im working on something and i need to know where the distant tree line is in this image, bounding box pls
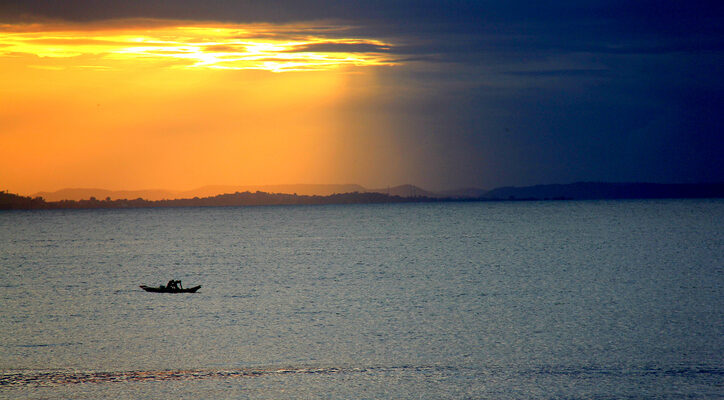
[0,190,451,210]
[3,182,722,210]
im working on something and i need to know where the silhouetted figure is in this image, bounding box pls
[167,280,177,290]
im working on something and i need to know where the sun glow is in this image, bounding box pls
[0,19,400,195]
[0,21,396,72]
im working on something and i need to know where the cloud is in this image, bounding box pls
[286,42,390,53]
[2,0,722,188]
[0,21,398,71]
[505,69,609,78]
[3,2,722,64]
[203,44,242,52]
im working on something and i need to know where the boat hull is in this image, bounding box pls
[140,285,201,293]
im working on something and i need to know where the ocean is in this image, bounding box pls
[1,200,722,398]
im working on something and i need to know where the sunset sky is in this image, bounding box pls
[1,1,722,195]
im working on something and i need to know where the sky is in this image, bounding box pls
[1,1,722,195]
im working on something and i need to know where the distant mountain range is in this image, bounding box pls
[30,182,724,202]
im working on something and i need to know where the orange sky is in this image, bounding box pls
[0,20,406,195]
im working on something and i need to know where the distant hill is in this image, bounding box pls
[485,182,724,200]
[24,182,724,204]
[2,189,441,210]
[0,191,47,209]
[174,184,368,199]
[367,184,437,198]
[34,184,368,201]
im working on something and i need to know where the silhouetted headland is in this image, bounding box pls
[2,182,722,210]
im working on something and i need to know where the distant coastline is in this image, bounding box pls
[2,182,722,210]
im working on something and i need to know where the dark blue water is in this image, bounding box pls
[1,200,722,398]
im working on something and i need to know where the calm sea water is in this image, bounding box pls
[1,200,722,399]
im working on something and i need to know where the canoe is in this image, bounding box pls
[140,285,201,293]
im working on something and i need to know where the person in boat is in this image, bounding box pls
[167,280,177,290]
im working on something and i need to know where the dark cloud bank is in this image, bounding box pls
[4,0,722,189]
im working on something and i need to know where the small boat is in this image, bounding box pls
[140,285,201,293]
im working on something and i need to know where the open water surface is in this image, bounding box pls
[1,200,722,398]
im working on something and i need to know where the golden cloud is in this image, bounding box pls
[0,20,399,72]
